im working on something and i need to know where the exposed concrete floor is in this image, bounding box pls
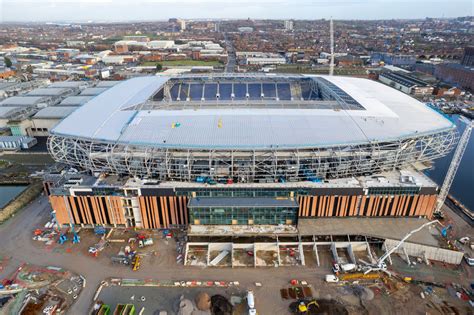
[299,217,442,247]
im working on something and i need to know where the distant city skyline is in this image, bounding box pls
[0,0,472,22]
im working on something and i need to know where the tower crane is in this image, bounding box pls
[329,18,335,76]
[434,116,473,216]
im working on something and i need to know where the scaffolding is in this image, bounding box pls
[48,127,457,183]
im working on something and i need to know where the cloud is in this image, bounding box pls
[1,0,472,21]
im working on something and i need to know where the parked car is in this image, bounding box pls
[464,253,474,266]
[325,275,340,283]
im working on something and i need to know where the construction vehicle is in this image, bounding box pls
[132,255,141,271]
[111,256,131,265]
[441,224,453,238]
[247,290,257,315]
[97,304,111,315]
[58,234,68,245]
[325,275,339,283]
[433,116,473,218]
[72,232,80,244]
[340,272,380,281]
[325,272,380,283]
[62,196,80,244]
[113,304,135,315]
[94,227,107,236]
[138,238,153,248]
[293,299,319,314]
[360,220,442,276]
[89,239,109,257]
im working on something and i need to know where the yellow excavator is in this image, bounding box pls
[296,299,319,314]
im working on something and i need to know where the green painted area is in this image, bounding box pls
[141,60,223,67]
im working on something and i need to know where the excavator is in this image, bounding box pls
[293,299,319,314]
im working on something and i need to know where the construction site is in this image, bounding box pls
[17,73,470,314]
[0,262,85,314]
[13,198,470,315]
[0,188,472,315]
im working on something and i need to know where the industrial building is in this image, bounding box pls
[237,52,286,66]
[0,80,120,137]
[435,63,474,92]
[378,71,434,96]
[371,53,416,67]
[44,74,457,231]
[0,135,37,150]
[461,46,474,67]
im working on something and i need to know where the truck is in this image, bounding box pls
[89,239,109,257]
[113,304,135,315]
[138,238,153,248]
[247,290,257,315]
[325,272,380,283]
[111,256,131,265]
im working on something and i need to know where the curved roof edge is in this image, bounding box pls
[51,76,169,140]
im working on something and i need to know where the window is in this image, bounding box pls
[189,206,298,225]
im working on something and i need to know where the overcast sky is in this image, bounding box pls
[0,0,472,22]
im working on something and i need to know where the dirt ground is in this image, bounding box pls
[1,196,473,315]
[232,248,254,267]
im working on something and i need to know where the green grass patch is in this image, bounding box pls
[141,60,223,67]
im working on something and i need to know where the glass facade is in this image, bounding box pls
[367,186,421,196]
[190,206,298,225]
[176,188,308,198]
[9,125,24,136]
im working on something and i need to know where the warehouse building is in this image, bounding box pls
[30,106,77,136]
[0,135,37,150]
[0,81,118,136]
[379,71,434,96]
[57,96,95,107]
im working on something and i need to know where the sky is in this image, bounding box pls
[0,0,472,22]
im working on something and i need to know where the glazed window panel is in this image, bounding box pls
[189,206,298,225]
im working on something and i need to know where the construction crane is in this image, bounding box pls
[362,220,441,276]
[434,117,473,215]
[329,18,335,76]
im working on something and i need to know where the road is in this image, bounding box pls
[223,33,236,73]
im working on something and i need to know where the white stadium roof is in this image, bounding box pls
[51,75,454,149]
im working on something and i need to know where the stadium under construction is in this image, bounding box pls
[44,74,458,234]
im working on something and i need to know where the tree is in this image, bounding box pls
[155,63,163,72]
[4,56,12,68]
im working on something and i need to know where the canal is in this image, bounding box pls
[0,185,28,209]
[425,115,474,212]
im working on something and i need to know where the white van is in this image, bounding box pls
[464,253,474,266]
[325,275,340,283]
